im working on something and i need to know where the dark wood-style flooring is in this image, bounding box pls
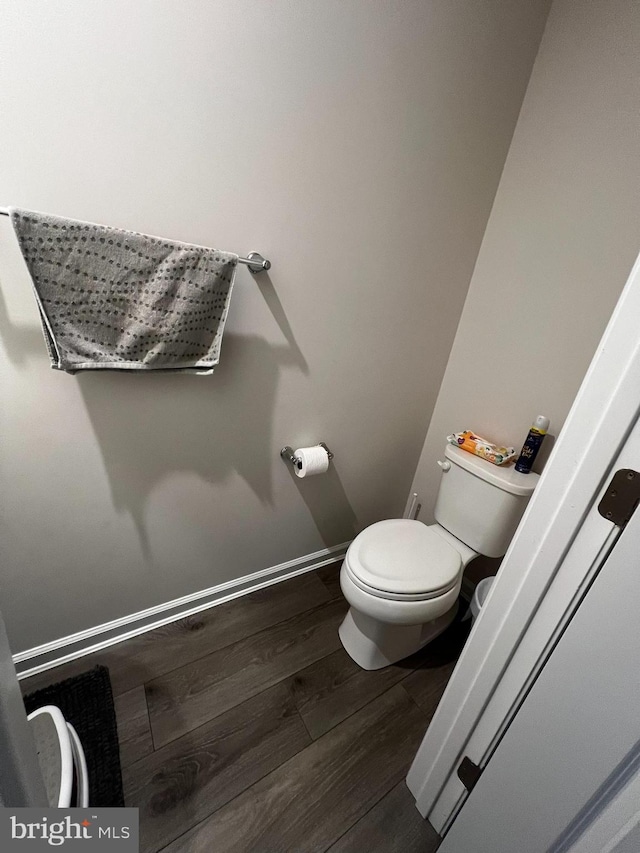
[21,563,470,852]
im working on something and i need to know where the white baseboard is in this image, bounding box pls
[15,541,350,681]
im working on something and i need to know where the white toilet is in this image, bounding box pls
[339,443,539,670]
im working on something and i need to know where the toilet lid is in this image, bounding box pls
[346,520,461,597]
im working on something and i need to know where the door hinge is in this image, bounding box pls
[597,469,640,528]
[457,756,482,793]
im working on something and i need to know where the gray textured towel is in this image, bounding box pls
[10,208,238,373]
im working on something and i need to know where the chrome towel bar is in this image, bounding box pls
[0,208,271,274]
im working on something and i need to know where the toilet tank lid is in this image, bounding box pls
[444,444,539,496]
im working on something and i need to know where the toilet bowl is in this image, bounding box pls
[339,520,475,670]
[339,444,539,670]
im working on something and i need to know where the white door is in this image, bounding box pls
[408,252,640,831]
[438,495,640,853]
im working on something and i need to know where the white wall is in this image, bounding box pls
[0,0,549,652]
[412,0,640,525]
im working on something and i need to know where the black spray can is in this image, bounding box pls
[515,415,549,474]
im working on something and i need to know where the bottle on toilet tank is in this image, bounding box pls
[515,415,550,474]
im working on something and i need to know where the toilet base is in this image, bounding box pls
[339,601,459,671]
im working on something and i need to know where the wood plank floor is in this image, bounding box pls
[21,563,470,853]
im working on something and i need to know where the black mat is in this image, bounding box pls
[24,665,124,807]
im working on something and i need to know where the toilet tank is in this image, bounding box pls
[434,444,539,558]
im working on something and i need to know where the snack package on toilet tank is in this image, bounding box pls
[447,430,516,466]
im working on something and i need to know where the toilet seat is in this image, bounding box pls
[345,519,462,601]
[344,565,459,602]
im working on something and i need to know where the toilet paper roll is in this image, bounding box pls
[294,445,330,478]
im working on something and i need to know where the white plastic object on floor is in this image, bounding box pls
[470,576,496,624]
[27,705,74,807]
[27,706,89,807]
[67,723,89,808]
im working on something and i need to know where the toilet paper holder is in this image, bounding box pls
[281,442,334,471]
